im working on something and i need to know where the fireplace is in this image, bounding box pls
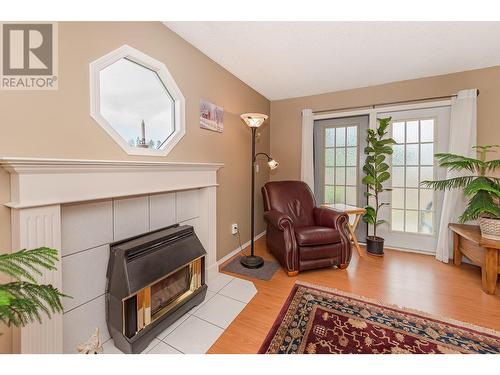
[106,224,207,354]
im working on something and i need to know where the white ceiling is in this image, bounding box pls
[165,22,500,101]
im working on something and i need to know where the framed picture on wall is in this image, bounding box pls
[200,100,224,133]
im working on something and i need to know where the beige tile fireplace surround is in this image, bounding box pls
[0,157,224,354]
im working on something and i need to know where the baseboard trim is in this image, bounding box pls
[217,230,266,266]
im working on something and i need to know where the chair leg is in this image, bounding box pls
[287,271,299,277]
[338,263,349,269]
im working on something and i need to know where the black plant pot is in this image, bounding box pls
[366,236,384,256]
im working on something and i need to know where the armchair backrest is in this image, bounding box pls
[262,181,316,227]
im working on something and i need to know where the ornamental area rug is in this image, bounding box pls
[259,282,500,354]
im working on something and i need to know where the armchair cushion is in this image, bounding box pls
[294,226,341,246]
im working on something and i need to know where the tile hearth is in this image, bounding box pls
[102,273,256,354]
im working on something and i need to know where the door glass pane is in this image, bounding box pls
[420,119,434,142]
[346,126,357,146]
[325,128,335,147]
[405,211,419,232]
[335,186,345,203]
[346,147,357,166]
[346,167,356,185]
[406,121,419,143]
[325,186,334,203]
[346,186,357,205]
[391,118,436,234]
[392,145,405,165]
[406,144,419,165]
[325,167,334,184]
[420,143,434,165]
[325,149,334,166]
[335,148,345,166]
[392,188,404,209]
[335,127,345,146]
[335,167,345,185]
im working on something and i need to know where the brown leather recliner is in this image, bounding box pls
[262,181,352,276]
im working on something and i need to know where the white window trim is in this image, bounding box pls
[90,45,186,156]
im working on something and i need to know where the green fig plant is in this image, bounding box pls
[362,117,396,255]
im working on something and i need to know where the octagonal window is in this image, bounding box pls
[90,45,185,156]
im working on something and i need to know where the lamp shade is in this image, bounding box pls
[267,159,279,170]
[240,113,268,128]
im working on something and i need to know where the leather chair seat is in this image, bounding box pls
[294,226,341,246]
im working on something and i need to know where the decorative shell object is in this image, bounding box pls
[77,327,103,354]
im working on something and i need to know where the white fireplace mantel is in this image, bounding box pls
[0,157,224,353]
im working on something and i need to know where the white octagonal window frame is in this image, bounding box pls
[90,45,185,156]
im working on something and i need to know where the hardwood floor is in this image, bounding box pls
[208,236,500,354]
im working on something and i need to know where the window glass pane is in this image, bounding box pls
[335,127,345,147]
[392,167,405,187]
[392,188,404,209]
[406,167,419,187]
[420,211,433,234]
[420,119,434,142]
[346,167,356,185]
[325,128,335,147]
[405,211,418,232]
[335,167,345,185]
[420,189,433,211]
[335,148,345,166]
[325,186,334,203]
[346,186,357,205]
[420,143,434,165]
[420,166,433,182]
[325,167,334,185]
[405,188,418,210]
[392,145,405,165]
[346,126,357,146]
[346,147,357,166]
[392,209,404,231]
[392,122,405,144]
[325,149,334,166]
[406,144,419,165]
[406,121,419,143]
[335,186,345,203]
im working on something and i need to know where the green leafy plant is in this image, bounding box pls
[0,247,66,329]
[421,145,500,222]
[362,117,396,238]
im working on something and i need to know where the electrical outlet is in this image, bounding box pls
[231,223,239,235]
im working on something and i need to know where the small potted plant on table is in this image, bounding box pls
[362,117,396,256]
[421,145,500,240]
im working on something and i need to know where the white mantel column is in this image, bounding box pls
[11,205,63,354]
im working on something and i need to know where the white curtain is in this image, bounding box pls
[301,109,315,191]
[435,89,477,262]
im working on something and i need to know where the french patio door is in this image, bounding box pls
[313,115,369,240]
[376,106,451,253]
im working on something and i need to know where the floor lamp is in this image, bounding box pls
[240,113,279,269]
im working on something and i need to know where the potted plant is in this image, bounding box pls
[362,117,396,256]
[0,247,66,330]
[421,145,500,240]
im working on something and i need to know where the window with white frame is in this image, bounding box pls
[391,119,435,234]
[324,126,358,205]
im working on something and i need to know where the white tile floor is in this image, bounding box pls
[102,273,257,354]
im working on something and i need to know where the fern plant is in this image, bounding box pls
[0,247,66,329]
[421,145,500,222]
[362,117,396,238]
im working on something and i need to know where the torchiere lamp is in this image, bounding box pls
[240,113,279,269]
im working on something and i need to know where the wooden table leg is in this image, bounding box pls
[482,248,498,295]
[347,213,363,257]
[453,232,462,266]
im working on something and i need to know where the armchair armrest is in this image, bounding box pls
[313,207,349,230]
[263,210,293,231]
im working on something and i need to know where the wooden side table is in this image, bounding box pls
[322,203,366,257]
[449,223,500,295]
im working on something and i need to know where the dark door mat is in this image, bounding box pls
[221,256,280,281]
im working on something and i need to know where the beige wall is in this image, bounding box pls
[0,22,270,353]
[270,65,500,181]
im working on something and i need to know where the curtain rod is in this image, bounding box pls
[312,89,480,115]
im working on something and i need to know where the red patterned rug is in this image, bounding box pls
[259,282,500,354]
